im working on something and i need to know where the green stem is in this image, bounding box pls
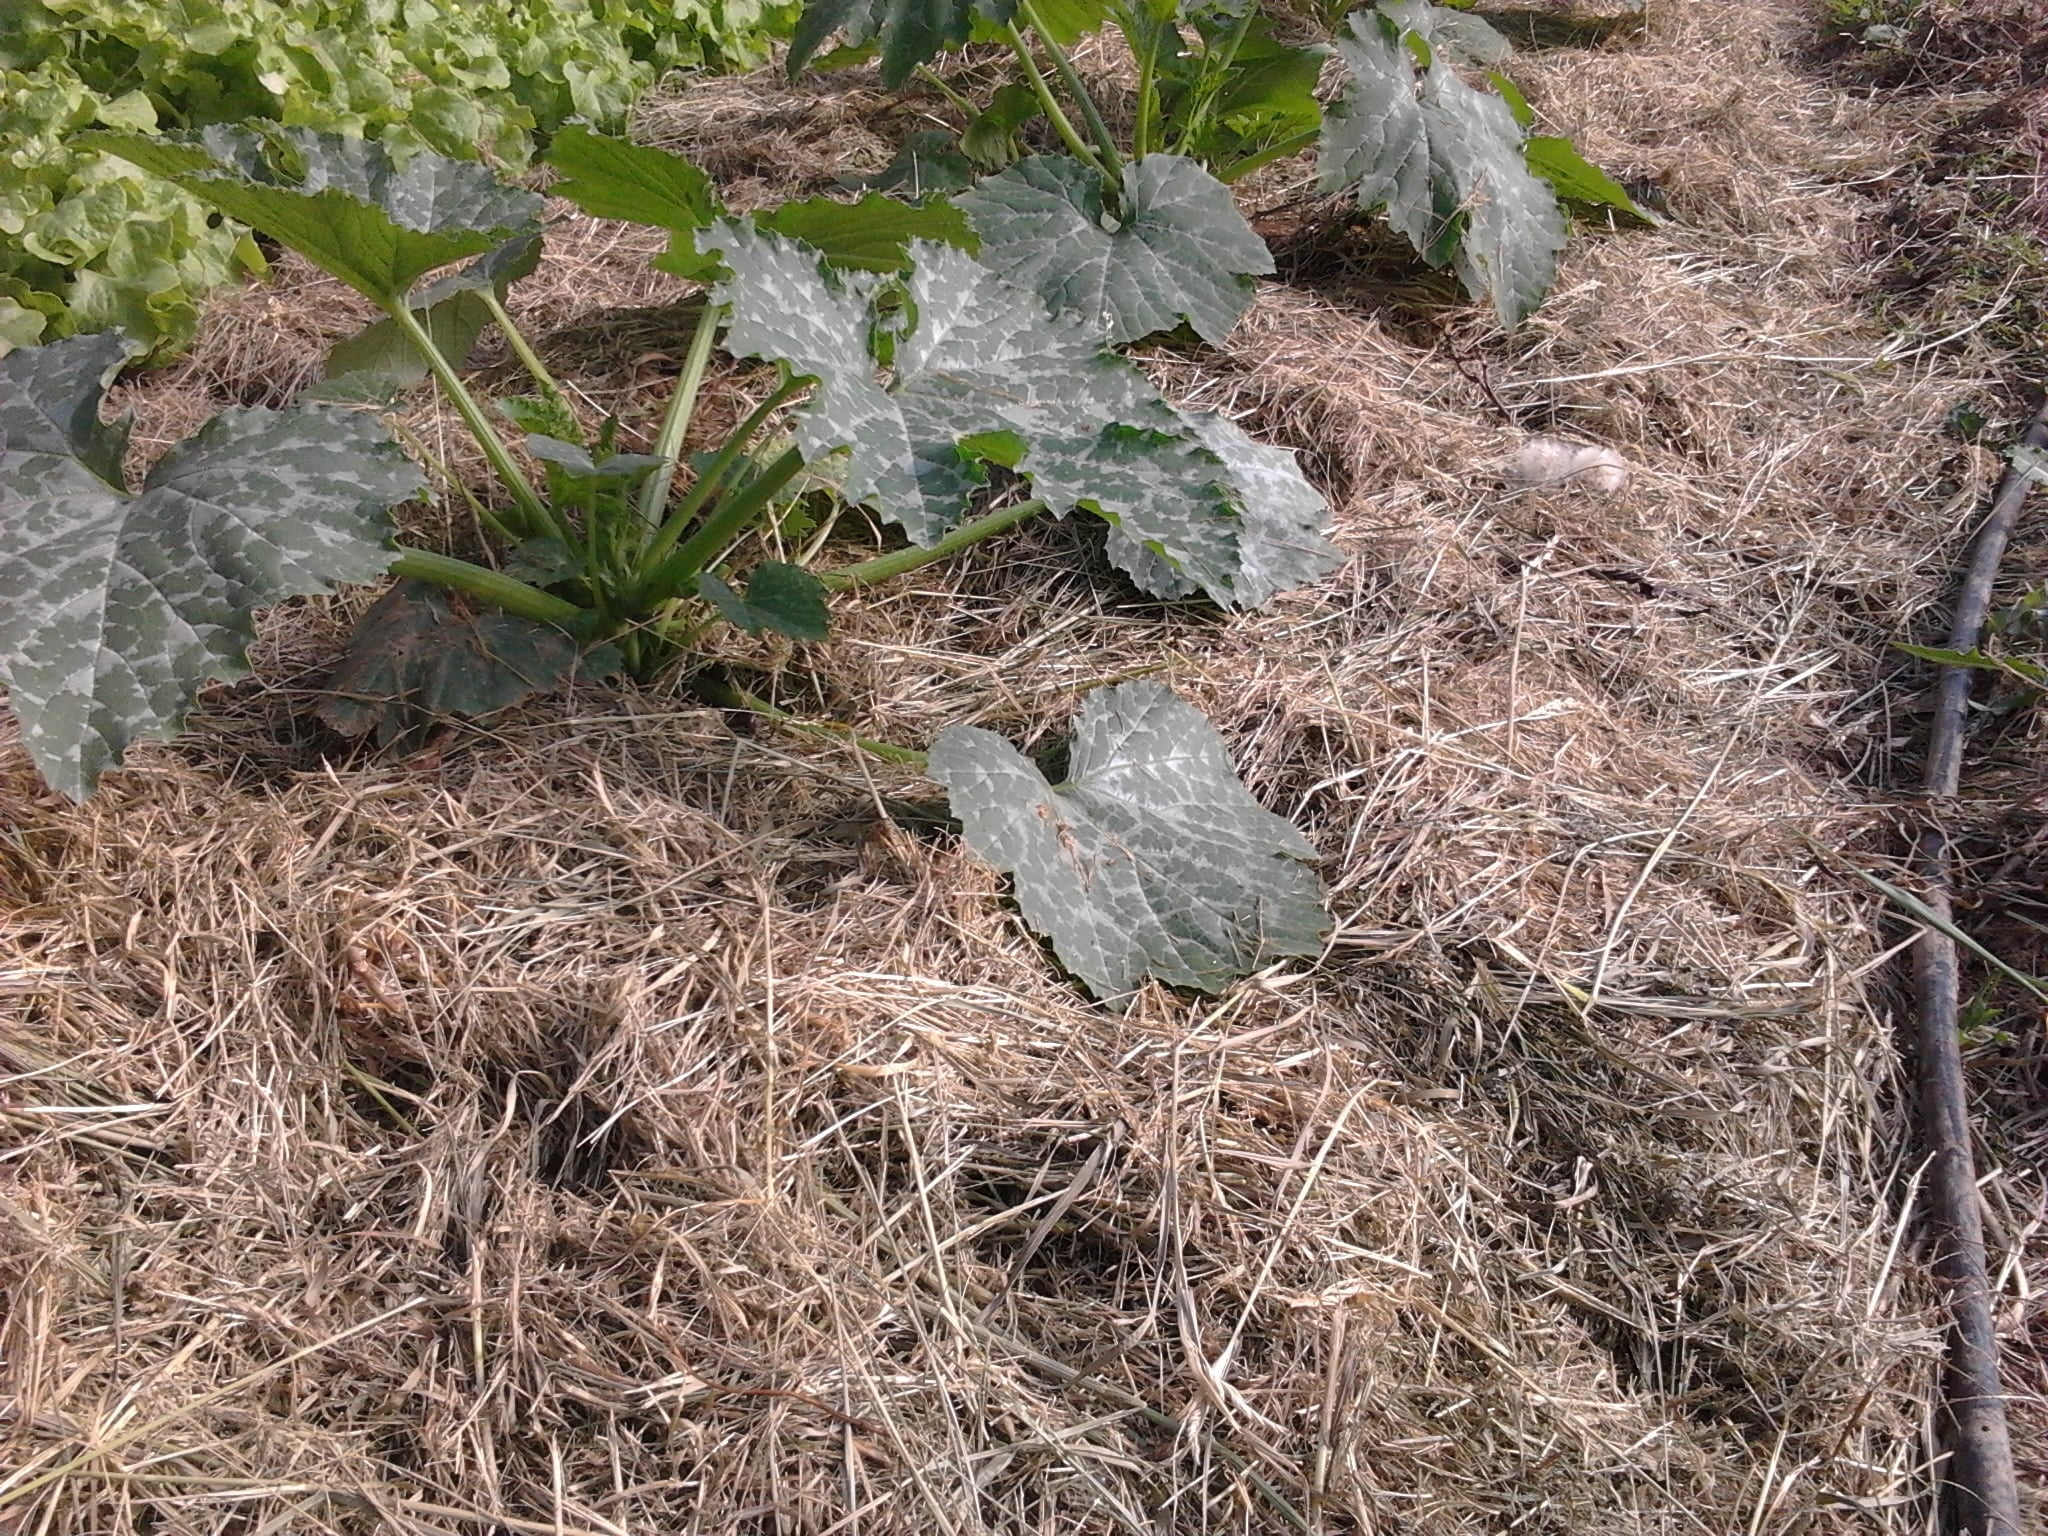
[384,301,557,543]
[1002,24,1108,174]
[696,676,927,767]
[389,548,586,628]
[913,63,980,117]
[390,418,522,545]
[637,375,808,579]
[1018,0,1123,174]
[1132,34,1160,160]
[637,299,724,530]
[816,498,1048,591]
[637,446,808,603]
[1214,129,1319,185]
[481,292,570,410]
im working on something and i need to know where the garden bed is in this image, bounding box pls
[3,1,2042,1531]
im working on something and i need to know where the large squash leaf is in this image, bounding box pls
[955,153,1273,345]
[930,680,1328,1002]
[701,221,1338,605]
[1318,7,1566,326]
[0,333,422,798]
[88,126,542,306]
[788,0,1016,87]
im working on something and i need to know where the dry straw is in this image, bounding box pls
[4,1,2041,1532]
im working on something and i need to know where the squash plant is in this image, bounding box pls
[0,123,1334,1002]
[799,0,1652,331]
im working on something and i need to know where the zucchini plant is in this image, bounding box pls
[797,0,1652,332]
[0,123,1333,1002]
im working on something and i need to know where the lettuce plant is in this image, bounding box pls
[0,125,1334,1000]
[0,0,792,358]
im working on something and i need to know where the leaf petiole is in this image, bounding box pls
[816,498,1049,590]
[1018,0,1123,175]
[388,548,586,628]
[384,300,559,545]
[637,373,809,578]
[637,298,724,529]
[1001,23,1110,176]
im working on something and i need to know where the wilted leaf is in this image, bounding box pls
[90,126,542,306]
[957,153,1273,345]
[698,561,831,640]
[930,680,1328,1002]
[1318,10,1566,326]
[789,0,1017,87]
[0,333,423,798]
[843,131,979,200]
[318,580,614,746]
[703,222,1337,605]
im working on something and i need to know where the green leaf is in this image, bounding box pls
[542,124,720,229]
[843,131,979,201]
[1522,135,1658,223]
[88,126,542,307]
[317,580,608,747]
[702,221,1337,605]
[789,0,1018,87]
[698,561,831,640]
[956,153,1274,345]
[315,232,544,399]
[960,82,1043,169]
[929,680,1328,1003]
[0,333,424,798]
[756,192,978,271]
[1317,11,1566,326]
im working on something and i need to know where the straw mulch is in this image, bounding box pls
[3,1,2042,1532]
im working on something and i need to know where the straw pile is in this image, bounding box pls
[4,0,2041,1531]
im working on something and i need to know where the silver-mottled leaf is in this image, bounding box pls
[91,126,542,304]
[704,223,1337,604]
[930,681,1328,1003]
[1318,11,1566,326]
[0,334,423,798]
[957,153,1274,344]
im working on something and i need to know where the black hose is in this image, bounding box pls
[1909,398,2046,1536]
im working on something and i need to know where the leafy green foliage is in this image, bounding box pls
[1318,2,1567,326]
[0,0,792,358]
[843,131,979,200]
[956,152,1272,344]
[698,562,832,640]
[318,581,617,746]
[0,332,423,797]
[702,220,1338,603]
[1154,4,1326,182]
[930,680,1328,1001]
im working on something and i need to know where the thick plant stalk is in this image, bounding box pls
[1909,401,2044,1536]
